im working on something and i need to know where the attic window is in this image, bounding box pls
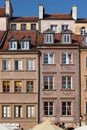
[62,34,71,43]
[9,38,17,50]
[21,37,30,50]
[80,27,86,35]
[44,34,54,43]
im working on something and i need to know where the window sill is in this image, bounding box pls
[43,89,56,91]
[42,64,56,66]
[61,64,74,66]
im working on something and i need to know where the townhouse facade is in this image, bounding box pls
[0,0,87,130]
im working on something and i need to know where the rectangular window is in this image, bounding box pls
[3,81,10,93]
[44,102,53,115]
[9,41,17,50]
[51,25,58,33]
[31,24,36,30]
[2,106,10,117]
[26,106,35,118]
[21,24,26,30]
[44,53,54,64]
[2,60,10,70]
[15,60,22,70]
[86,57,87,68]
[44,76,53,90]
[63,34,71,43]
[45,34,53,43]
[26,60,34,70]
[11,24,16,30]
[21,41,29,50]
[62,76,72,90]
[62,25,68,31]
[14,106,22,118]
[86,102,87,114]
[15,81,22,93]
[62,53,72,64]
[26,81,33,93]
[62,102,71,115]
[86,78,87,90]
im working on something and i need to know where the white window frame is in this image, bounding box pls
[63,34,71,43]
[15,60,22,70]
[9,41,17,50]
[2,60,10,71]
[26,60,34,70]
[14,106,22,118]
[2,106,10,117]
[62,102,71,116]
[44,53,54,64]
[21,41,29,50]
[44,102,53,115]
[27,106,35,118]
[45,34,54,43]
[44,76,54,90]
[80,27,86,35]
[62,76,72,90]
[51,25,58,33]
[62,53,72,64]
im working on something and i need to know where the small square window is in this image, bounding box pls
[21,24,26,30]
[31,24,36,30]
[11,24,16,30]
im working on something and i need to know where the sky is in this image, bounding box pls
[0,0,87,18]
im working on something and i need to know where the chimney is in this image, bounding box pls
[39,5,44,19]
[72,5,77,20]
[5,0,13,17]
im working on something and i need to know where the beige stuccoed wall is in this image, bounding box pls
[0,18,7,30]
[10,22,38,30]
[40,20,75,33]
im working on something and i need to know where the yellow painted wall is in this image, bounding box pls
[74,23,87,34]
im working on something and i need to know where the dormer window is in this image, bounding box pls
[21,37,30,50]
[51,25,58,33]
[44,29,54,44]
[61,29,72,44]
[82,36,87,45]
[80,27,86,35]
[9,37,17,50]
[63,34,71,43]
[62,25,68,31]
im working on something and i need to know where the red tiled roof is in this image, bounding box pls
[10,17,38,22]
[44,14,73,20]
[3,30,37,50]
[0,8,6,16]
[76,18,87,23]
[0,31,6,42]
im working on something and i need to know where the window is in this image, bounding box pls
[26,60,34,70]
[44,76,53,90]
[62,76,72,90]
[62,34,71,43]
[14,106,22,118]
[83,36,87,45]
[62,53,72,64]
[21,24,26,30]
[26,106,35,118]
[45,34,54,43]
[80,27,86,35]
[11,24,16,30]
[9,41,17,50]
[31,24,36,30]
[2,60,10,70]
[44,102,53,115]
[44,53,54,64]
[2,106,10,117]
[3,81,10,93]
[21,41,29,50]
[15,60,22,70]
[15,81,22,93]
[62,102,71,115]
[62,25,68,31]
[51,25,58,33]
[26,81,33,93]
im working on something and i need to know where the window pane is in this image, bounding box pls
[14,106,22,118]
[44,102,53,115]
[26,106,35,118]
[21,24,26,30]
[44,53,54,64]
[15,81,22,93]
[26,81,33,93]
[31,24,36,30]
[62,102,71,115]
[15,60,22,70]
[3,81,10,92]
[3,60,10,70]
[2,106,10,117]
[27,60,34,70]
